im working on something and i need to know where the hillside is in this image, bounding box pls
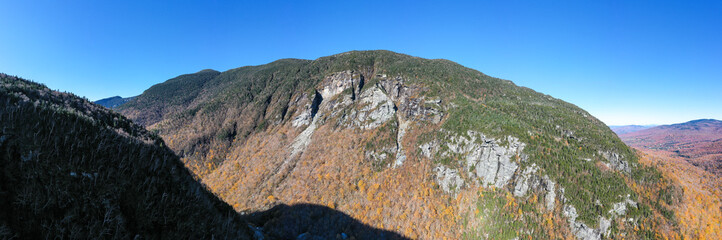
[634,149,721,239]
[95,95,135,108]
[0,73,406,239]
[0,73,251,238]
[619,119,722,176]
[119,50,680,239]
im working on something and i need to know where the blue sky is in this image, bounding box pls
[1,0,720,125]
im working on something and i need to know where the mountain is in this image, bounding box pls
[609,125,656,135]
[118,50,680,239]
[619,119,722,176]
[0,73,407,239]
[95,95,136,108]
[0,73,249,238]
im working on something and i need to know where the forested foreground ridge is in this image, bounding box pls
[117,50,691,239]
[0,74,407,239]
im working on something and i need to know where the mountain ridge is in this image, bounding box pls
[118,50,677,239]
[95,95,136,108]
[609,125,656,135]
[619,119,722,176]
[0,73,250,238]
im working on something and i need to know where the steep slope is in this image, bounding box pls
[634,149,721,239]
[119,50,679,239]
[0,73,409,240]
[121,69,221,126]
[95,95,135,108]
[620,119,722,176]
[0,74,251,238]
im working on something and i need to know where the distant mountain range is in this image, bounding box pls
[95,95,135,108]
[618,119,722,176]
[609,125,657,135]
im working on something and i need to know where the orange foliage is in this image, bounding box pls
[634,149,721,239]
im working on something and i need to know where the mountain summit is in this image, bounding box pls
[94,95,135,108]
[116,50,677,239]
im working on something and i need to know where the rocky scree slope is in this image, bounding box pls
[119,50,678,239]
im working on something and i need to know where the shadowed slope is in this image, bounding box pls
[0,73,251,238]
[245,203,409,240]
[0,73,411,239]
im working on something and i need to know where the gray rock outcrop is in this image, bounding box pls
[563,204,604,240]
[599,150,631,174]
[420,131,526,188]
[352,86,396,129]
[318,70,362,100]
[513,164,539,197]
[543,176,556,211]
[434,165,465,193]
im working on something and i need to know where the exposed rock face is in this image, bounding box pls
[393,119,409,167]
[291,93,320,127]
[457,133,524,188]
[599,151,631,173]
[563,204,604,240]
[377,76,407,101]
[398,97,443,124]
[419,141,438,159]
[290,72,361,160]
[289,72,445,170]
[509,164,559,213]
[609,196,638,216]
[318,70,362,100]
[560,192,633,239]
[543,176,557,211]
[377,76,443,124]
[420,131,526,189]
[290,114,319,158]
[434,165,465,193]
[351,86,396,129]
[513,164,539,197]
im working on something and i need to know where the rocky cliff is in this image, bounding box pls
[119,50,679,239]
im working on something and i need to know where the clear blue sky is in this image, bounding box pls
[1,0,720,125]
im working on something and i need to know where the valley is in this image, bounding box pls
[619,119,722,177]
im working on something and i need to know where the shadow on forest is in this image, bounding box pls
[243,203,410,240]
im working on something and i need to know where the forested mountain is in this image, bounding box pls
[0,73,405,239]
[0,74,250,238]
[118,50,683,239]
[94,95,135,109]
